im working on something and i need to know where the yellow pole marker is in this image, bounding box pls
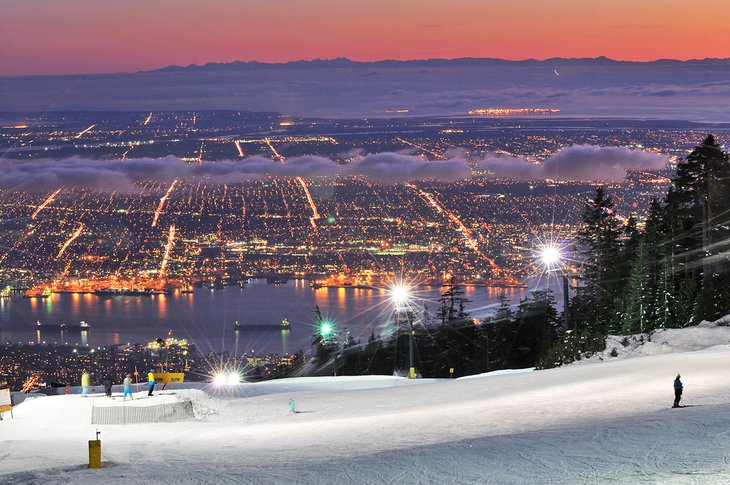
[88,430,101,468]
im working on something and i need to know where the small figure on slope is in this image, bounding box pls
[102,375,113,398]
[147,371,156,397]
[81,370,91,396]
[289,398,296,414]
[123,374,134,400]
[673,374,683,408]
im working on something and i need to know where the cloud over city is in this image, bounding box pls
[0,153,470,191]
[347,152,472,183]
[0,145,668,191]
[477,145,669,181]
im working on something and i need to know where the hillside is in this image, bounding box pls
[3,325,730,484]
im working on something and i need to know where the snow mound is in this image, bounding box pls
[91,390,203,408]
[457,367,535,380]
[580,315,730,363]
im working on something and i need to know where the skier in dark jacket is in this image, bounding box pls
[102,375,113,398]
[673,374,683,407]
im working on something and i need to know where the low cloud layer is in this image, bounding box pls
[348,152,471,183]
[0,145,668,191]
[477,145,669,181]
[0,156,332,192]
[0,153,470,191]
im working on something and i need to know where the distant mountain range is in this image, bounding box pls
[2,57,730,120]
[151,56,730,72]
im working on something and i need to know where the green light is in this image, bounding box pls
[319,321,333,337]
[327,216,335,224]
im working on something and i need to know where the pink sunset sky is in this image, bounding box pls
[2,0,730,76]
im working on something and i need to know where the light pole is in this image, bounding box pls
[317,319,339,376]
[407,311,415,379]
[389,283,417,379]
[537,242,570,331]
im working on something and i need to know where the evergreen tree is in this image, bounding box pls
[664,134,730,321]
[480,294,514,371]
[622,214,641,271]
[571,186,624,334]
[621,238,650,334]
[507,290,561,368]
[436,277,471,324]
[642,199,669,329]
[311,304,336,366]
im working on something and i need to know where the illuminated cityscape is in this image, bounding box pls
[4,0,730,481]
[0,111,703,296]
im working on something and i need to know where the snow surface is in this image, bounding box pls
[579,318,730,363]
[4,326,730,483]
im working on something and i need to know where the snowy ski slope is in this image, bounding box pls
[3,325,730,484]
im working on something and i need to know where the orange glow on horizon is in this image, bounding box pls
[1,0,729,76]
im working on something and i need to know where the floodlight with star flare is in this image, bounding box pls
[537,243,563,271]
[389,284,412,308]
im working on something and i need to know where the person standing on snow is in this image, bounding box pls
[102,375,113,397]
[673,374,683,408]
[81,370,91,396]
[289,398,296,414]
[147,371,156,397]
[123,374,133,400]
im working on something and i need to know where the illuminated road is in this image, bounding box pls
[265,138,320,230]
[142,113,153,126]
[296,176,321,229]
[152,179,178,228]
[395,137,447,160]
[121,146,133,160]
[75,124,95,139]
[159,224,176,278]
[32,188,62,220]
[234,140,245,158]
[264,138,285,162]
[57,222,84,259]
[407,183,499,272]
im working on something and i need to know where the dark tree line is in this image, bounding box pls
[307,278,562,378]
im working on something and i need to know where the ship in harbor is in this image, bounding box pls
[93,288,154,296]
[35,320,91,331]
[266,276,288,285]
[234,318,291,331]
[484,277,529,289]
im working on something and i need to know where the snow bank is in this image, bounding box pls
[578,316,730,364]
[457,367,535,380]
